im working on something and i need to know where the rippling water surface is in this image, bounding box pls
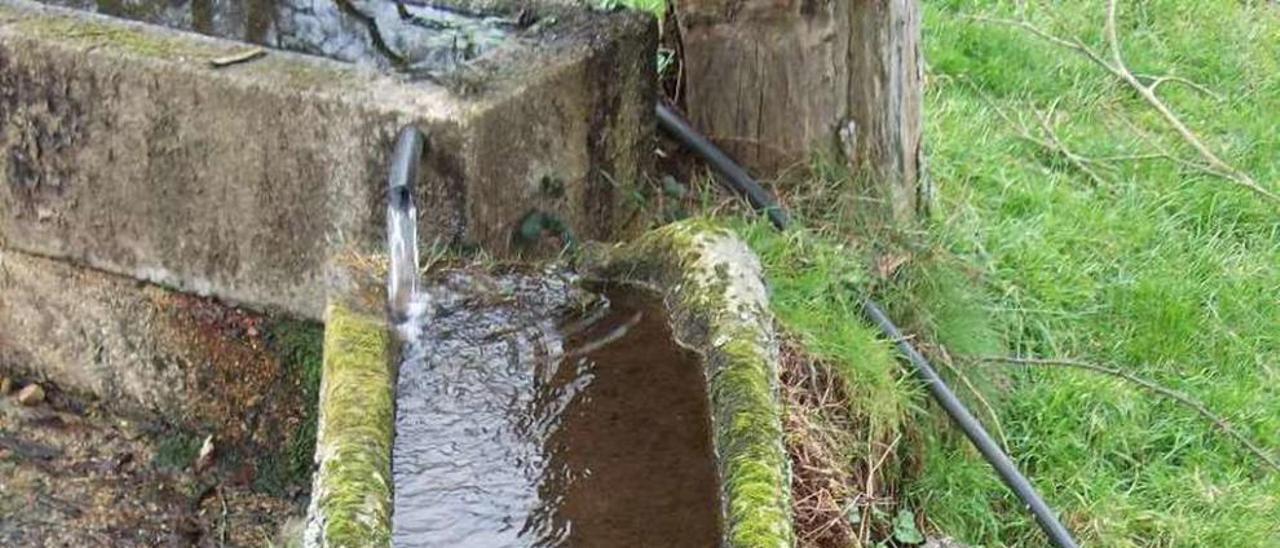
[391,273,722,547]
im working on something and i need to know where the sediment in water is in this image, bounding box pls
[391,270,722,546]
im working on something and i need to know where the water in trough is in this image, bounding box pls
[383,128,720,546]
[390,272,723,546]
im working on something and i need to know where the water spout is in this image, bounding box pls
[387,126,427,323]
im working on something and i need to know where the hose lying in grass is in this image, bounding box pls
[655,102,1080,548]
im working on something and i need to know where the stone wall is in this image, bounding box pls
[0,0,655,320]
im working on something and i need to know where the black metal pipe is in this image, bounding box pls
[863,300,1079,548]
[655,102,1079,548]
[386,126,426,321]
[388,126,425,199]
[655,104,791,230]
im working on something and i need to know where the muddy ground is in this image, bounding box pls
[0,380,302,547]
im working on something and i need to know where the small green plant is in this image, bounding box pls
[591,0,665,18]
[153,432,202,471]
[269,320,325,491]
[893,509,925,545]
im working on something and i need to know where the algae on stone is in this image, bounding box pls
[304,304,394,548]
[584,218,794,547]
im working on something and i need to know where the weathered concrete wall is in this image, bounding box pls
[0,247,319,487]
[0,0,655,320]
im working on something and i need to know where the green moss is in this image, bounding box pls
[312,304,393,547]
[243,319,325,497]
[274,321,325,483]
[11,14,209,59]
[153,431,202,471]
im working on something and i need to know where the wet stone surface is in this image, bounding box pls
[392,271,722,546]
[39,0,514,75]
[0,381,302,546]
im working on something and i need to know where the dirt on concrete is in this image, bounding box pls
[0,380,302,547]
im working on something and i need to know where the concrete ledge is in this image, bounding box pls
[0,0,655,320]
[583,219,795,547]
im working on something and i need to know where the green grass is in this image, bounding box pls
[598,0,665,17]
[694,1,1280,545]
[910,0,1280,545]
[735,220,920,542]
[737,221,913,435]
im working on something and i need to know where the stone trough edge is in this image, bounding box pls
[582,218,795,547]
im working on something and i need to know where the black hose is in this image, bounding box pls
[863,300,1079,548]
[655,104,791,230]
[388,126,425,209]
[655,102,1079,548]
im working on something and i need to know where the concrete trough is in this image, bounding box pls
[0,0,655,321]
[310,220,794,546]
[0,0,655,515]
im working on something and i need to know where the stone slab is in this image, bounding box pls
[0,0,655,320]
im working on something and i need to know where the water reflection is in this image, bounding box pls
[391,275,722,547]
[42,0,513,74]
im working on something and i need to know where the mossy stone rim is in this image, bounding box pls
[582,218,795,547]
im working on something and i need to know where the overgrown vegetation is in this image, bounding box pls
[912,1,1280,545]
[664,1,1279,545]
[248,319,325,497]
[731,219,932,545]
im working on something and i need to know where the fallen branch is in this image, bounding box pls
[1135,74,1224,101]
[936,345,1012,454]
[973,355,1280,473]
[971,82,1110,186]
[970,1,1280,205]
[218,485,229,547]
[1109,111,1239,179]
[1032,99,1111,187]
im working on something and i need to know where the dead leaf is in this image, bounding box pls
[209,48,266,68]
[194,435,215,474]
[875,253,911,280]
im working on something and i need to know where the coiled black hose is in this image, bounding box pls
[655,102,1079,548]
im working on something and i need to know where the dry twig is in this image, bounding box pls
[209,47,266,68]
[974,355,1280,473]
[970,1,1280,205]
[969,81,1111,186]
[936,345,1011,453]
